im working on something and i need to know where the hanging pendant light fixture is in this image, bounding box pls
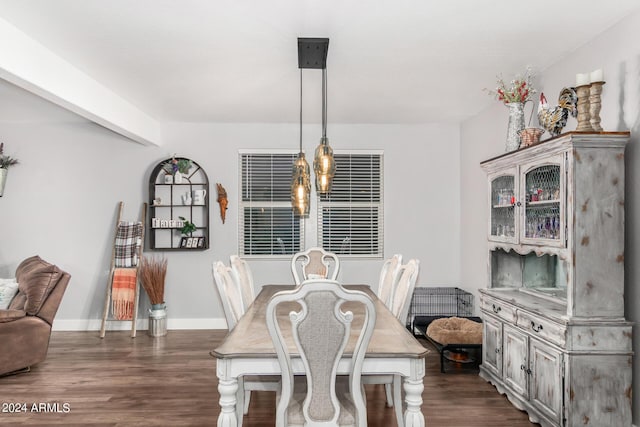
[313,52,336,193]
[291,68,311,216]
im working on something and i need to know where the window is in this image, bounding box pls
[239,151,304,256]
[317,151,383,257]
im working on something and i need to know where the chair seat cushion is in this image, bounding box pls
[426,316,482,345]
[284,376,356,426]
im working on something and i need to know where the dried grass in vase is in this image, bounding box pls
[139,255,167,307]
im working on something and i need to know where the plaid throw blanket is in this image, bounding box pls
[112,268,137,320]
[115,221,142,268]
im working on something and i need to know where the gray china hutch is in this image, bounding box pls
[479,132,632,427]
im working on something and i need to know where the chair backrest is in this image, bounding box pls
[291,247,340,285]
[212,261,244,330]
[390,259,420,324]
[266,279,375,427]
[229,255,255,311]
[377,254,403,308]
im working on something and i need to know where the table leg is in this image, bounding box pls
[217,377,239,427]
[403,362,425,427]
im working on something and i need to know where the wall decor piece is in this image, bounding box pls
[216,183,228,224]
[0,142,19,197]
[148,157,209,250]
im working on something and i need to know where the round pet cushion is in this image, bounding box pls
[426,317,482,345]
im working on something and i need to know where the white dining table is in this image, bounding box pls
[212,284,428,427]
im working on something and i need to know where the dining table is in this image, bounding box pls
[212,284,429,427]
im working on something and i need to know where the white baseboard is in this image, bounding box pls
[52,317,228,331]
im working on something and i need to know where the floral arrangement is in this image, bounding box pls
[0,143,19,169]
[486,67,536,104]
[163,156,192,176]
[139,255,167,306]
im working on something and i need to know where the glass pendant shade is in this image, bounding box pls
[291,153,311,216]
[313,137,335,193]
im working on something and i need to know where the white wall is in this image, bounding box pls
[460,10,640,423]
[0,102,461,330]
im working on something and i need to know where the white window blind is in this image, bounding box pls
[239,151,304,256]
[317,151,383,257]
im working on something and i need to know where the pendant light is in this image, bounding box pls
[313,59,336,193]
[291,69,311,216]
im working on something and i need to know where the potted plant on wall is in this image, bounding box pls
[0,143,19,197]
[139,255,168,337]
[163,156,192,184]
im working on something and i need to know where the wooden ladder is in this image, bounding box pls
[99,201,147,338]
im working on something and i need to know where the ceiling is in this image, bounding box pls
[0,0,639,140]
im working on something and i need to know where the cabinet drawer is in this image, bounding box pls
[481,295,517,323]
[516,311,566,347]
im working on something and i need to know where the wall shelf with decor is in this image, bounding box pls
[148,157,209,251]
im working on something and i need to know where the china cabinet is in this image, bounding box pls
[148,158,210,251]
[479,132,632,427]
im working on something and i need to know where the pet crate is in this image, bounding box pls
[406,287,474,333]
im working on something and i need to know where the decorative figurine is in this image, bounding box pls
[216,183,228,224]
[537,87,578,137]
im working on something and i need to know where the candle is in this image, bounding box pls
[590,69,604,83]
[576,73,590,86]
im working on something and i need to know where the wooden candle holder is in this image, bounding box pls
[589,81,605,131]
[575,85,594,132]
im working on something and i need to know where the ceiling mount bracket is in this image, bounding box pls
[297,38,329,69]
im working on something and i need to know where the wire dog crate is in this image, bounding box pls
[406,287,474,333]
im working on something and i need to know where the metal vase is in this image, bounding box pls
[505,102,525,152]
[0,168,7,197]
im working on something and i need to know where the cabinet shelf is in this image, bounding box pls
[526,199,560,206]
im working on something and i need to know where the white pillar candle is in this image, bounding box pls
[576,73,590,86]
[590,69,604,82]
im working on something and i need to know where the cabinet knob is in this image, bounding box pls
[492,304,502,314]
[495,348,500,354]
[520,364,532,375]
[515,201,522,207]
[531,321,544,333]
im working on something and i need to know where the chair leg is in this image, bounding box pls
[393,375,404,427]
[384,383,393,407]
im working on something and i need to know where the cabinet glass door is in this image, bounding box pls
[489,171,518,243]
[521,158,565,247]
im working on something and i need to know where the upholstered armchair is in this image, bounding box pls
[0,255,71,376]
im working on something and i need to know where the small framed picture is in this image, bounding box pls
[197,237,205,248]
[187,237,196,248]
[180,237,188,248]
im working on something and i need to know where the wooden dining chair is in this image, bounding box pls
[212,261,244,330]
[229,255,255,311]
[212,261,280,418]
[266,279,376,427]
[363,258,420,427]
[390,259,420,323]
[377,254,403,308]
[291,247,340,285]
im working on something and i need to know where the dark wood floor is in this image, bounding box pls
[0,330,536,426]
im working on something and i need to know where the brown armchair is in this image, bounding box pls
[0,256,70,376]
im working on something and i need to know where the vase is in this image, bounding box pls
[149,303,167,337]
[0,168,7,197]
[505,102,525,152]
